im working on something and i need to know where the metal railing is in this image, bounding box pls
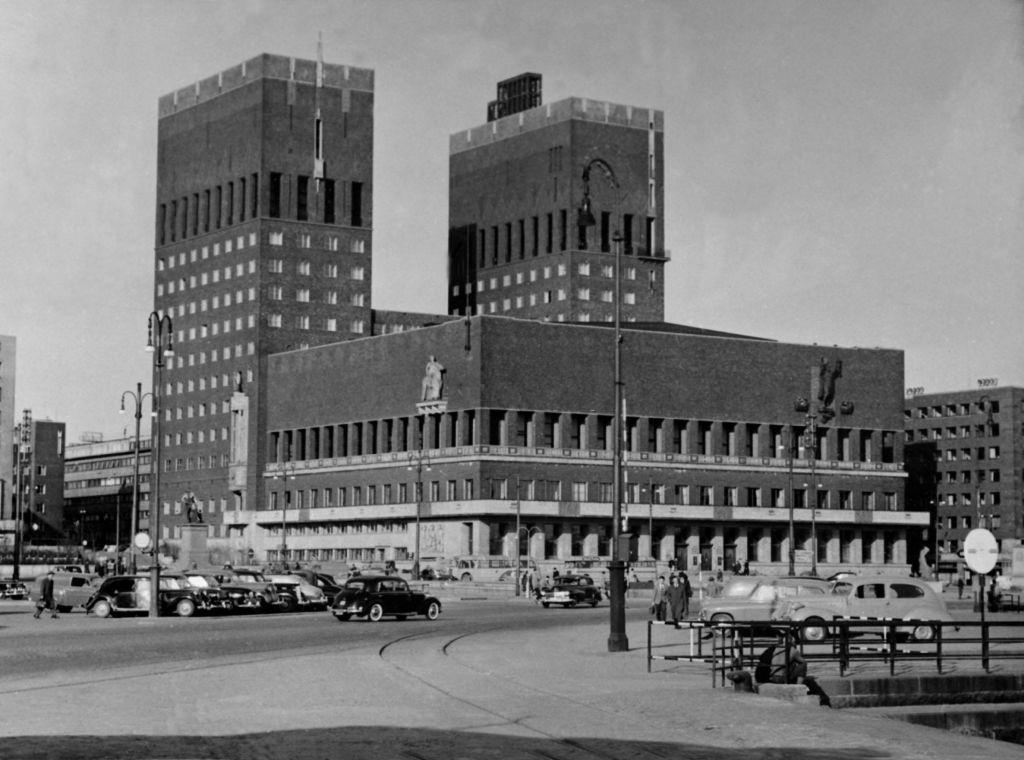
[646,618,1024,686]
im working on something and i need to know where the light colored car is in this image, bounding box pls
[266,574,327,611]
[50,572,99,612]
[699,577,832,627]
[772,575,955,642]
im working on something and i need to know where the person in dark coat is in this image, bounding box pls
[666,575,686,628]
[34,571,58,619]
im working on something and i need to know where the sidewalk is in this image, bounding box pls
[1,606,1021,759]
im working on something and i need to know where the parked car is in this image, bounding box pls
[85,574,215,618]
[331,574,441,622]
[178,574,237,613]
[772,575,955,642]
[540,574,602,608]
[266,574,327,611]
[48,572,98,612]
[285,568,343,602]
[699,576,832,628]
[0,579,29,600]
[186,573,262,612]
[214,568,280,610]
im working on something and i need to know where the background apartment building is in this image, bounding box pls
[905,386,1024,568]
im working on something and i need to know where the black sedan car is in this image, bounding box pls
[540,574,602,608]
[331,575,441,622]
[86,574,217,617]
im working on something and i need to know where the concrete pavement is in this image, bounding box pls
[0,599,1022,759]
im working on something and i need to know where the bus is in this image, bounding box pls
[442,555,536,583]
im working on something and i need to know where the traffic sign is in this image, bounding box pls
[133,532,152,550]
[963,528,998,574]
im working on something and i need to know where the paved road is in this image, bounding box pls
[0,597,1021,760]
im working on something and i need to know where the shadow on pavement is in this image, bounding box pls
[3,727,896,760]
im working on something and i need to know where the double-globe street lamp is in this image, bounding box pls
[120,382,154,575]
[145,311,173,617]
[577,157,628,652]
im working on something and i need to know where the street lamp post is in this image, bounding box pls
[146,311,173,617]
[578,156,628,652]
[120,382,153,575]
[272,456,296,567]
[787,428,797,575]
[407,447,431,580]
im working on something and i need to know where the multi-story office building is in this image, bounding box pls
[63,435,151,554]
[153,54,376,545]
[904,387,1024,565]
[0,335,14,525]
[448,75,666,323]
[11,414,66,545]
[240,317,914,575]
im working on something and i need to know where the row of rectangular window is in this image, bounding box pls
[158,174,365,245]
[266,315,365,333]
[907,400,1000,419]
[166,426,229,447]
[161,343,255,373]
[156,232,366,275]
[269,411,897,464]
[475,211,657,268]
[905,423,1001,441]
[456,262,641,296]
[263,479,898,513]
[268,286,364,305]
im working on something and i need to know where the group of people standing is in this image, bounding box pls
[650,573,692,627]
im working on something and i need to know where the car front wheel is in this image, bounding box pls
[425,601,440,620]
[92,600,112,618]
[176,599,196,617]
[368,603,385,622]
[460,573,473,582]
[801,617,829,643]
[911,624,937,642]
[335,613,351,622]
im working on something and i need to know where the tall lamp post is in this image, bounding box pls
[146,311,173,617]
[578,157,628,652]
[272,457,296,567]
[407,447,431,580]
[120,382,153,574]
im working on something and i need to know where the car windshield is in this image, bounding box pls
[747,585,779,602]
[186,575,212,588]
[159,577,187,590]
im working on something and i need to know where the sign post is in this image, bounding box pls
[963,528,998,638]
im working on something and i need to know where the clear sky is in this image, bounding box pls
[2,0,1022,442]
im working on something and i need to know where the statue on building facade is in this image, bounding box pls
[421,355,445,401]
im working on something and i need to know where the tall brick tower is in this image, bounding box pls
[152,53,374,550]
[448,74,666,323]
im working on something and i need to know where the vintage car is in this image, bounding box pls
[285,568,344,602]
[85,574,216,618]
[266,574,328,611]
[48,572,99,612]
[0,579,29,600]
[540,574,602,608]
[331,574,441,622]
[186,573,262,611]
[214,568,280,610]
[699,576,831,628]
[178,574,240,612]
[772,575,955,642]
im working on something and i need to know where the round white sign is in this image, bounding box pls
[963,528,998,575]
[133,532,152,550]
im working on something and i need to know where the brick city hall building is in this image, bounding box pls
[150,54,920,575]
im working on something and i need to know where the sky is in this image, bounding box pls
[1,0,1022,443]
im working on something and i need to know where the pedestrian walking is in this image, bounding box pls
[957,577,965,599]
[651,576,668,621]
[681,571,693,618]
[666,575,685,628]
[34,571,58,619]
